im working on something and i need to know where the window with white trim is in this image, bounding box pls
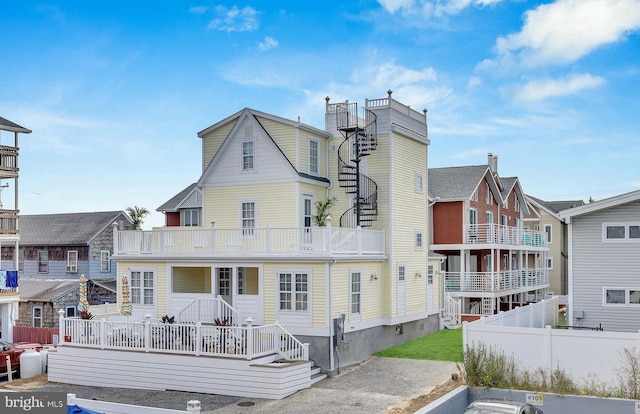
[67,250,78,273]
[242,140,254,171]
[350,271,361,315]
[415,172,423,193]
[472,188,478,202]
[309,137,319,175]
[131,270,155,305]
[18,249,24,272]
[515,197,520,212]
[415,230,423,249]
[32,306,42,328]
[545,224,553,243]
[100,250,110,272]
[485,184,493,204]
[398,265,405,281]
[183,209,199,226]
[241,201,256,236]
[65,306,77,318]
[218,268,231,296]
[427,265,434,285]
[279,272,309,311]
[604,223,640,241]
[38,250,48,273]
[546,257,553,269]
[604,288,640,305]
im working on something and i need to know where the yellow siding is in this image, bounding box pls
[256,117,298,167]
[204,182,300,228]
[330,262,386,323]
[201,119,236,173]
[117,261,168,316]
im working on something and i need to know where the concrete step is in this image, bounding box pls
[310,366,327,385]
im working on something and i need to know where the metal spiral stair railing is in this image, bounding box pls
[335,102,378,228]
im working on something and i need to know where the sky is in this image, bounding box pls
[1,0,639,229]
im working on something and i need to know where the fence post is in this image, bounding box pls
[144,313,152,352]
[545,325,552,384]
[100,318,106,349]
[195,322,201,356]
[326,221,332,253]
[246,317,254,360]
[58,309,65,346]
[210,221,216,254]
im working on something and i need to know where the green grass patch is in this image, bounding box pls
[374,328,463,362]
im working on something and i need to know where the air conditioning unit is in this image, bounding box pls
[66,265,77,273]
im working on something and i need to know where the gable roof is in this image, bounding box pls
[428,165,498,201]
[559,189,640,222]
[196,108,330,188]
[157,183,199,212]
[0,116,31,134]
[18,278,79,302]
[527,195,585,216]
[19,211,132,245]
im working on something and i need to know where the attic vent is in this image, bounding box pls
[245,125,253,138]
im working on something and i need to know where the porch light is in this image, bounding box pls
[371,273,378,280]
[415,272,423,278]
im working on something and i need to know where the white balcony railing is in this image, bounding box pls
[444,269,549,293]
[464,224,547,246]
[58,314,309,362]
[114,224,385,257]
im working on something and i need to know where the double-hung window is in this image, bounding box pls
[350,271,361,315]
[38,250,48,273]
[279,272,309,311]
[67,250,78,273]
[100,250,110,272]
[309,137,319,175]
[131,270,155,305]
[241,201,256,236]
[184,209,199,226]
[32,306,43,327]
[242,140,254,171]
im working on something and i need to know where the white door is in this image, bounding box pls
[427,265,435,309]
[302,196,313,248]
[397,264,406,316]
[216,267,232,305]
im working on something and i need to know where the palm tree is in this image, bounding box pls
[126,206,150,230]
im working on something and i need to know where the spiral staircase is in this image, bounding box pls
[335,102,379,228]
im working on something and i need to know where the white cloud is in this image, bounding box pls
[515,73,606,102]
[189,6,208,14]
[377,0,504,16]
[258,36,279,51]
[208,6,259,32]
[496,0,640,67]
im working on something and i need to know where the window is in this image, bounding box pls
[485,184,493,204]
[469,209,478,239]
[67,250,78,273]
[218,268,231,296]
[65,306,77,318]
[604,224,640,241]
[131,270,155,305]
[278,272,309,311]
[472,188,478,202]
[604,288,640,305]
[32,307,42,327]
[350,271,361,315]
[100,250,110,272]
[545,224,553,243]
[241,201,256,236]
[427,265,434,285]
[415,231,423,249]
[415,172,423,193]
[183,209,199,226]
[242,140,254,171]
[18,249,24,272]
[515,197,520,212]
[37,250,48,273]
[546,257,553,269]
[309,137,319,175]
[398,265,405,281]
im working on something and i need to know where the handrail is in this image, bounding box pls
[176,296,240,326]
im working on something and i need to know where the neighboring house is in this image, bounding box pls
[559,189,640,332]
[0,116,30,342]
[15,278,116,327]
[525,195,585,296]
[1,211,133,280]
[430,153,550,321]
[113,91,434,373]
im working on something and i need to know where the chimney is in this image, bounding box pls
[488,153,498,173]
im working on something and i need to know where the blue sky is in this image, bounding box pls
[1,0,639,228]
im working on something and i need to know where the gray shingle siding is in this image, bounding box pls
[570,200,640,332]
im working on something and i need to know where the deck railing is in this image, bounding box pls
[176,296,239,325]
[58,314,309,361]
[464,224,547,246]
[114,224,385,257]
[444,269,549,293]
[0,209,18,235]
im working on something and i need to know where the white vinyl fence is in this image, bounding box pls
[463,296,640,386]
[67,394,200,414]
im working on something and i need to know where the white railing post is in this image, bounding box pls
[100,318,106,349]
[195,322,202,356]
[159,228,165,253]
[266,225,272,254]
[246,317,254,360]
[326,221,332,253]
[357,226,362,255]
[58,309,65,346]
[187,400,201,414]
[144,313,152,352]
[111,222,119,255]
[210,221,216,254]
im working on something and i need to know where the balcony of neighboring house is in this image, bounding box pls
[444,268,549,295]
[464,223,547,248]
[113,223,386,258]
[0,209,19,235]
[0,145,18,178]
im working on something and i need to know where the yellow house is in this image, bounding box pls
[113,91,434,373]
